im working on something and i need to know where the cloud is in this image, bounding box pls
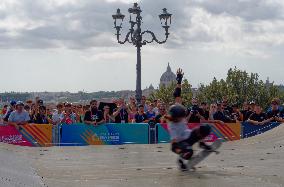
[191,0,284,21]
[0,0,283,58]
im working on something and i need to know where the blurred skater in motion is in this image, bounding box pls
[167,104,212,171]
[167,68,213,171]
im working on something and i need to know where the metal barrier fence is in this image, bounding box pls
[0,122,281,147]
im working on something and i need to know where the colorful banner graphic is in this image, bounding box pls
[157,123,242,143]
[242,122,281,138]
[60,123,149,146]
[0,124,52,146]
[0,122,282,147]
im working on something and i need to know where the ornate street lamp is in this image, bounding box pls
[112,3,172,104]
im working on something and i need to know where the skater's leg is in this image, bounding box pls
[172,141,194,160]
[180,149,193,160]
[177,148,193,171]
[177,157,188,171]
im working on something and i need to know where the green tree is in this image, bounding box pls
[197,67,281,109]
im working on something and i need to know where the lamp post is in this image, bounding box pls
[112,3,172,104]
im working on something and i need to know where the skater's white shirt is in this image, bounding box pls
[168,119,192,142]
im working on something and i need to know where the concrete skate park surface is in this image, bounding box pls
[1,125,284,187]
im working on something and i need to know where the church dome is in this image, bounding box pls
[160,63,176,87]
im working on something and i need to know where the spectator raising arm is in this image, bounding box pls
[173,68,184,104]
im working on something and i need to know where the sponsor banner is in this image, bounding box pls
[242,122,281,138]
[60,123,149,146]
[0,124,52,147]
[157,123,242,143]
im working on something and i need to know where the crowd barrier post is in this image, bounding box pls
[52,124,60,146]
[148,122,157,144]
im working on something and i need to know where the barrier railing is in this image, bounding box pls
[60,123,149,146]
[157,123,242,143]
[241,122,281,138]
[0,122,281,147]
[0,124,52,146]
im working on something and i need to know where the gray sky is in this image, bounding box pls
[0,0,284,92]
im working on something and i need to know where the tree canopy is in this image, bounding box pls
[150,67,283,109]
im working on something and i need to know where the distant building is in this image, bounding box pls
[160,63,176,88]
[265,77,274,87]
[143,84,155,97]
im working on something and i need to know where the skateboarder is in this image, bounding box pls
[168,69,213,171]
[167,104,212,171]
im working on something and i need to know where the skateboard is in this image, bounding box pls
[187,139,222,170]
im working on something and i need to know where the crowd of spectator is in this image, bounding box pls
[1,69,284,127]
[0,96,169,126]
[0,95,284,127]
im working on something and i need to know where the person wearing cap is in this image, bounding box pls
[266,99,284,123]
[248,101,256,117]
[8,101,30,126]
[37,99,44,106]
[134,104,148,123]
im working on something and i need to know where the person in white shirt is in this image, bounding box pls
[52,103,64,125]
[8,101,30,126]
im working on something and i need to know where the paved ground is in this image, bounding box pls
[1,125,284,187]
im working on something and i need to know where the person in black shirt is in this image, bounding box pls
[134,104,148,123]
[84,100,104,125]
[222,97,233,114]
[3,101,16,122]
[155,103,167,123]
[247,104,273,125]
[34,105,50,124]
[266,99,284,122]
[200,102,209,120]
[186,98,205,123]
[230,103,243,121]
[241,102,253,121]
[213,103,234,123]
